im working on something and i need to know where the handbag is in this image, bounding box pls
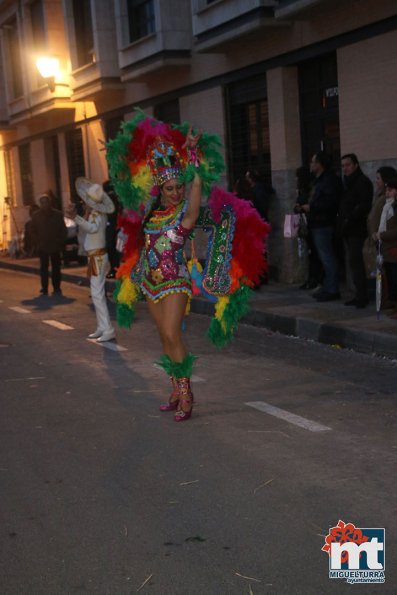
[362,236,377,279]
[283,213,300,238]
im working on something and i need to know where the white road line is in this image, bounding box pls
[86,338,127,352]
[5,377,46,382]
[245,401,332,432]
[9,306,31,314]
[42,320,74,331]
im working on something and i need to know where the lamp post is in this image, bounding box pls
[35,56,60,92]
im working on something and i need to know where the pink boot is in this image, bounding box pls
[174,377,194,422]
[159,377,179,411]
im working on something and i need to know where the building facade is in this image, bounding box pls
[0,0,396,280]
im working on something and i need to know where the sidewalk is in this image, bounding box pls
[1,254,397,359]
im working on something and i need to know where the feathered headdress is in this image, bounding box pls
[106,109,225,214]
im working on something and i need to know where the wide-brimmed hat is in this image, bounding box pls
[75,177,115,214]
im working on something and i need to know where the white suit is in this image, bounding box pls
[75,211,114,337]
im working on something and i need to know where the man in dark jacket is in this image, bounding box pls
[303,151,342,301]
[31,194,67,295]
[338,154,373,308]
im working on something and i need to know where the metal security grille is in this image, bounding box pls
[226,75,271,187]
[18,144,34,206]
[299,52,340,168]
[65,128,85,203]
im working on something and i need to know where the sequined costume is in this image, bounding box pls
[132,201,192,302]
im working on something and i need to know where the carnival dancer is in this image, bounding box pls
[137,128,201,422]
[67,180,116,342]
[107,111,270,422]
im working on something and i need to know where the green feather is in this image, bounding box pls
[116,303,135,328]
[207,286,253,349]
[156,352,197,378]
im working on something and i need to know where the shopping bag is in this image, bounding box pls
[283,213,300,238]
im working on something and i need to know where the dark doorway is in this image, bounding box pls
[226,75,271,187]
[299,53,340,169]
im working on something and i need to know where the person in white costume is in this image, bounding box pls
[68,178,116,342]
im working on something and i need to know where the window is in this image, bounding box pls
[72,0,94,67]
[65,129,86,204]
[127,0,155,42]
[6,17,23,98]
[30,0,46,85]
[30,0,46,51]
[18,144,34,206]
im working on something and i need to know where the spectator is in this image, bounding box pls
[30,194,67,295]
[303,151,342,301]
[366,166,397,305]
[233,175,256,203]
[245,169,273,221]
[371,177,397,315]
[338,153,373,308]
[103,180,122,279]
[23,204,39,257]
[294,165,323,289]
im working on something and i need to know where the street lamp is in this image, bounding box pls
[35,56,60,92]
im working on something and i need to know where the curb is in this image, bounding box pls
[2,259,397,359]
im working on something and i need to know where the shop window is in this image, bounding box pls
[18,144,34,206]
[127,0,155,42]
[72,0,94,67]
[65,129,85,204]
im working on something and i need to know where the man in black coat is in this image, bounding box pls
[338,154,373,308]
[31,194,67,295]
[302,151,342,301]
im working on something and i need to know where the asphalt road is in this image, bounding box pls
[1,269,396,595]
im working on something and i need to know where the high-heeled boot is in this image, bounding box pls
[174,377,193,422]
[156,352,197,420]
[159,376,179,411]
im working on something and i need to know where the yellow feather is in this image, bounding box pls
[134,167,152,192]
[118,278,139,305]
[214,296,229,321]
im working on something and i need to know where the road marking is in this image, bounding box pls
[245,401,332,432]
[42,320,74,331]
[87,338,127,352]
[5,376,46,382]
[9,306,30,314]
